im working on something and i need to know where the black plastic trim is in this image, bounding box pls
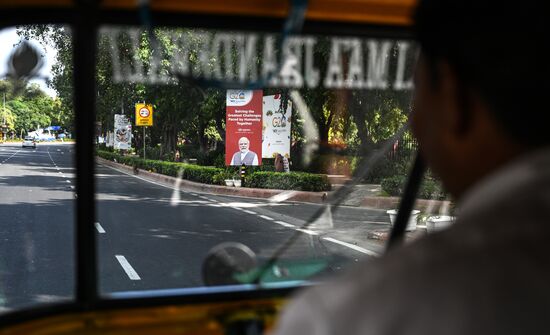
[73,0,99,306]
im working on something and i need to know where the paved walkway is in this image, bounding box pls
[339,184,382,207]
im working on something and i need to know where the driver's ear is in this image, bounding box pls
[437,61,473,138]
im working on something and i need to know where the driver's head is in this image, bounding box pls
[412,0,549,199]
[238,137,250,152]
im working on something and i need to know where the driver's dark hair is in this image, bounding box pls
[414,0,550,147]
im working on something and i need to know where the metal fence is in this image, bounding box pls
[387,137,418,161]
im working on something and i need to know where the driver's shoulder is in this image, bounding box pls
[295,224,503,317]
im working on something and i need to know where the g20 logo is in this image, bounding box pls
[272,117,287,128]
[229,91,246,100]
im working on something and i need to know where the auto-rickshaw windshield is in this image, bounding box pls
[0,23,454,312]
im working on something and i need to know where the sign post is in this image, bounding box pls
[135,103,153,159]
[143,127,146,159]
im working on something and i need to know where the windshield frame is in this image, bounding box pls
[0,3,413,327]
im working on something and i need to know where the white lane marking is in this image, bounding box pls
[115,255,141,280]
[275,220,295,228]
[190,193,197,196]
[101,164,185,190]
[322,237,379,256]
[296,228,319,236]
[243,210,257,215]
[95,222,106,233]
[66,180,71,183]
[0,149,21,165]
[259,215,274,221]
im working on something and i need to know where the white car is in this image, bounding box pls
[22,137,36,149]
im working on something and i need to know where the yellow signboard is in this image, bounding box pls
[135,103,153,126]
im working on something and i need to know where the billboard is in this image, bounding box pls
[114,114,132,150]
[262,94,292,158]
[225,90,263,166]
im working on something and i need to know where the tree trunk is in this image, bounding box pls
[197,121,208,152]
[161,123,177,156]
[215,117,225,146]
[350,98,376,155]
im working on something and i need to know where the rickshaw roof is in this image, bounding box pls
[0,0,416,26]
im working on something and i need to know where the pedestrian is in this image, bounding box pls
[282,155,290,173]
[274,1,550,334]
[274,154,284,172]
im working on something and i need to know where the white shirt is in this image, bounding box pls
[283,156,290,172]
[231,149,259,166]
[274,147,550,335]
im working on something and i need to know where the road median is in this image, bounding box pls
[97,157,330,204]
[97,157,449,212]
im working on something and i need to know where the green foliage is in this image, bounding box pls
[246,172,331,192]
[0,80,65,137]
[97,150,221,183]
[381,174,447,200]
[380,175,406,197]
[363,156,412,183]
[97,150,330,191]
[0,106,16,130]
[212,168,239,185]
[19,24,416,174]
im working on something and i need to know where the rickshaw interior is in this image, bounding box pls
[0,0,455,333]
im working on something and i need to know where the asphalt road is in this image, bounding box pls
[0,142,389,311]
[0,143,75,310]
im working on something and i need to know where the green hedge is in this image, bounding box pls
[246,171,331,192]
[97,150,331,192]
[381,174,447,200]
[97,150,222,184]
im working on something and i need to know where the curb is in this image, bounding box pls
[361,196,452,214]
[96,157,450,212]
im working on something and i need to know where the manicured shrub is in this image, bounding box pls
[246,171,331,192]
[381,174,447,200]
[97,150,331,192]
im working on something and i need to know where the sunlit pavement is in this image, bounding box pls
[0,142,389,311]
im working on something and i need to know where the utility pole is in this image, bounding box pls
[142,101,146,160]
[2,92,5,124]
[2,93,6,142]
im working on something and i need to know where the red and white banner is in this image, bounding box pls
[225,90,263,166]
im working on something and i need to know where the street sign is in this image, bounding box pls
[135,103,153,126]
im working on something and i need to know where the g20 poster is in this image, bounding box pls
[225,90,263,166]
[114,114,132,150]
[262,94,292,158]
